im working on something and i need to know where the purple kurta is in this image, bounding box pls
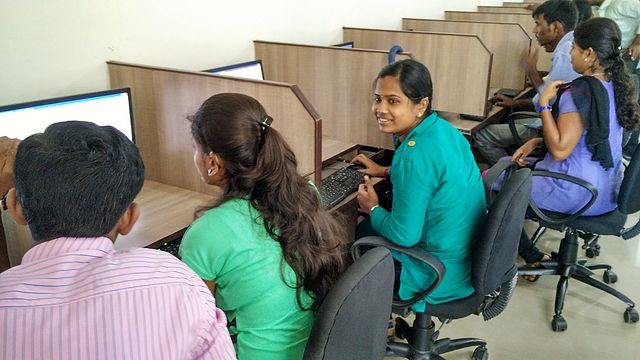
[532,80,623,216]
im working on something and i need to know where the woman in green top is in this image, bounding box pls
[353,59,487,312]
[179,93,347,359]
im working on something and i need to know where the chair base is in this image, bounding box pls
[518,228,638,332]
[387,313,488,359]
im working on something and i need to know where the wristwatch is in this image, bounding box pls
[536,105,552,113]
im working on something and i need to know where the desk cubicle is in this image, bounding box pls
[0,62,324,267]
[478,6,532,13]
[502,1,541,7]
[402,18,530,92]
[444,11,551,71]
[342,27,492,120]
[108,61,321,186]
[255,41,412,149]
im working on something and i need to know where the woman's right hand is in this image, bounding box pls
[351,154,387,177]
[539,80,568,105]
[511,138,542,167]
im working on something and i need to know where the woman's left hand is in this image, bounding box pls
[539,80,568,104]
[357,176,379,214]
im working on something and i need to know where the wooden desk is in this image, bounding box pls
[478,6,532,13]
[322,136,359,166]
[1,180,214,267]
[503,1,541,8]
[449,86,536,140]
[116,181,216,250]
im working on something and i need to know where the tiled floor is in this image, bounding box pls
[390,214,640,359]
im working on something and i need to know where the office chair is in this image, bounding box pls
[518,144,640,332]
[303,247,395,360]
[352,168,532,360]
[506,111,547,160]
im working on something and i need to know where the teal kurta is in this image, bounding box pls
[370,112,486,312]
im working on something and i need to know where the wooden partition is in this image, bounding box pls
[255,42,412,149]
[108,61,322,186]
[478,6,531,13]
[503,1,541,7]
[444,11,551,71]
[402,18,529,91]
[342,27,491,117]
[445,11,535,32]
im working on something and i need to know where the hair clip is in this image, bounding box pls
[255,115,274,159]
[258,115,273,129]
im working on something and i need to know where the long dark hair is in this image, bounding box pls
[189,93,347,310]
[376,59,434,115]
[574,17,640,130]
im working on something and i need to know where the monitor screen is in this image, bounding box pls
[204,60,265,80]
[0,88,135,142]
[332,41,354,49]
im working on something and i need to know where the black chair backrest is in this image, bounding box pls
[473,168,532,296]
[618,144,640,214]
[303,247,394,360]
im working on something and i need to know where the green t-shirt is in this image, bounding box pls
[179,198,314,360]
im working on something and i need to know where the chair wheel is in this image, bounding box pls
[394,317,411,340]
[585,248,599,258]
[624,307,639,323]
[472,346,489,360]
[603,270,618,284]
[551,315,567,332]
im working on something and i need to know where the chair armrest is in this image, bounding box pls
[621,219,640,240]
[528,170,598,225]
[507,111,540,146]
[508,111,540,119]
[352,236,445,309]
[483,160,518,207]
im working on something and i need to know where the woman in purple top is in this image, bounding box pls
[514,17,640,264]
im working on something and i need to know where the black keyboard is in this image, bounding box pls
[495,88,520,98]
[157,238,181,258]
[321,167,365,208]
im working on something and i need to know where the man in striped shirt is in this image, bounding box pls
[0,121,235,359]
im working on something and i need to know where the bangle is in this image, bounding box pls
[536,105,552,113]
[384,167,389,177]
[370,205,380,213]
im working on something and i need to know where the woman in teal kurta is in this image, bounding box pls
[354,59,486,312]
[179,93,348,359]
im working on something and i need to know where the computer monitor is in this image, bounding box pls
[0,88,135,142]
[203,60,265,80]
[332,41,354,49]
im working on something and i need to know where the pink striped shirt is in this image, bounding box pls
[0,237,236,360]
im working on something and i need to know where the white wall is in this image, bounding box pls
[0,0,507,106]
